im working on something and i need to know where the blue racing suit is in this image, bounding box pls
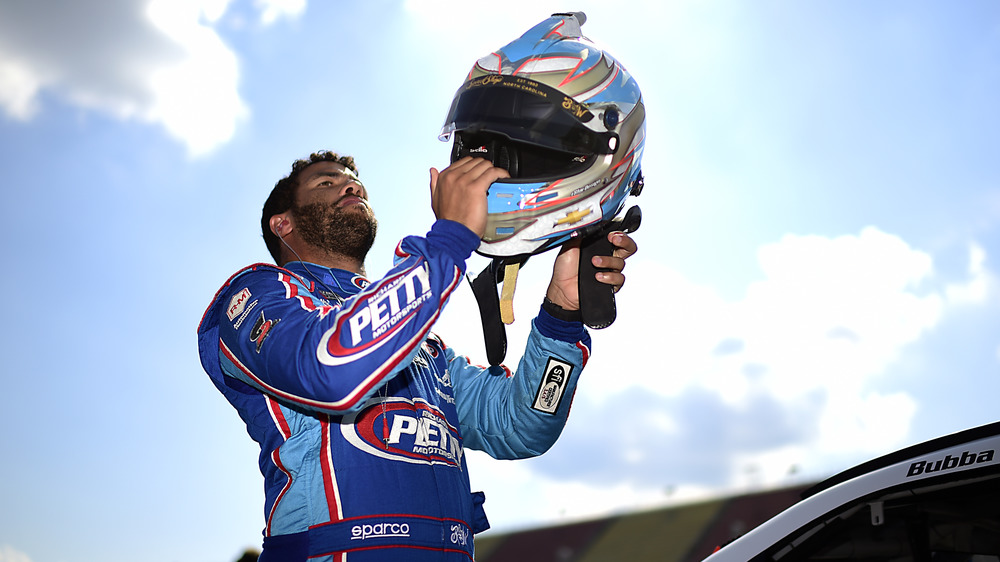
[197,220,591,561]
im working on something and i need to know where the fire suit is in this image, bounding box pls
[197,219,591,561]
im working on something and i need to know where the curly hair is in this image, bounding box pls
[261,151,358,263]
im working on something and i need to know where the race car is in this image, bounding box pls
[704,421,1000,561]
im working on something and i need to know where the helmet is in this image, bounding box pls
[440,12,646,258]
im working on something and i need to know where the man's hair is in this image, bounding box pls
[261,151,358,263]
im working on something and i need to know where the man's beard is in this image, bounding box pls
[291,200,378,263]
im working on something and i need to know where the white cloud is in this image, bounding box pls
[814,391,918,456]
[596,227,944,463]
[0,59,43,120]
[737,227,943,401]
[255,0,306,25]
[0,545,33,562]
[946,242,992,305]
[145,0,248,156]
[444,226,993,518]
[0,0,306,156]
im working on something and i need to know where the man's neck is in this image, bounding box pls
[281,249,365,277]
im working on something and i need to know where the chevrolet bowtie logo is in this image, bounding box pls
[556,208,592,225]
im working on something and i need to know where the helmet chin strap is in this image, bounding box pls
[499,262,521,325]
[469,204,642,366]
[470,255,529,367]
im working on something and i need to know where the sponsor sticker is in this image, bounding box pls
[233,299,258,330]
[318,290,344,305]
[532,357,573,415]
[249,311,280,353]
[351,521,411,541]
[342,397,463,467]
[906,448,995,477]
[227,288,252,321]
[450,524,469,546]
[318,263,433,366]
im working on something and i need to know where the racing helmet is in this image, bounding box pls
[440,12,646,258]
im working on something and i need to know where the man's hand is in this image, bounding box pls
[429,157,509,238]
[545,231,638,311]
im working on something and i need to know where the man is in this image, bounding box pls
[197,151,637,561]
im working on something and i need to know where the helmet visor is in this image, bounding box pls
[451,130,594,180]
[440,74,618,156]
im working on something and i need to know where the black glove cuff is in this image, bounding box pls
[542,296,583,323]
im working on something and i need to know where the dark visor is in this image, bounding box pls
[442,74,617,155]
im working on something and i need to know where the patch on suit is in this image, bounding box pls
[250,311,280,353]
[226,288,252,321]
[342,397,462,467]
[532,357,572,415]
[317,263,432,367]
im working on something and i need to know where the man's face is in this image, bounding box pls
[290,161,378,262]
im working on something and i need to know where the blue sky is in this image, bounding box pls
[1,1,999,561]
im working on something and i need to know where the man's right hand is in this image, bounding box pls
[429,157,509,238]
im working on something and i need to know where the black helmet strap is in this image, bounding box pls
[469,204,642,366]
[470,256,524,367]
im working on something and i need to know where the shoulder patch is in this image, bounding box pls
[227,288,252,321]
[250,310,281,352]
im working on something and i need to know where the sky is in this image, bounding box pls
[1,1,998,561]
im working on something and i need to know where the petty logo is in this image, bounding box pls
[317,263,432,366]
[342,397,462,467]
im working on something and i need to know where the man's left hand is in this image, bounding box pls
[545,231,638,311]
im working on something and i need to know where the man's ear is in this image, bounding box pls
[270,214,292,238]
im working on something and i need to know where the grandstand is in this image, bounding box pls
[472,483,813,562]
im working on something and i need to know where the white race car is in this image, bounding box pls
[704,421,1000,561]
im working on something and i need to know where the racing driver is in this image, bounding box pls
[197,151,637,561]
